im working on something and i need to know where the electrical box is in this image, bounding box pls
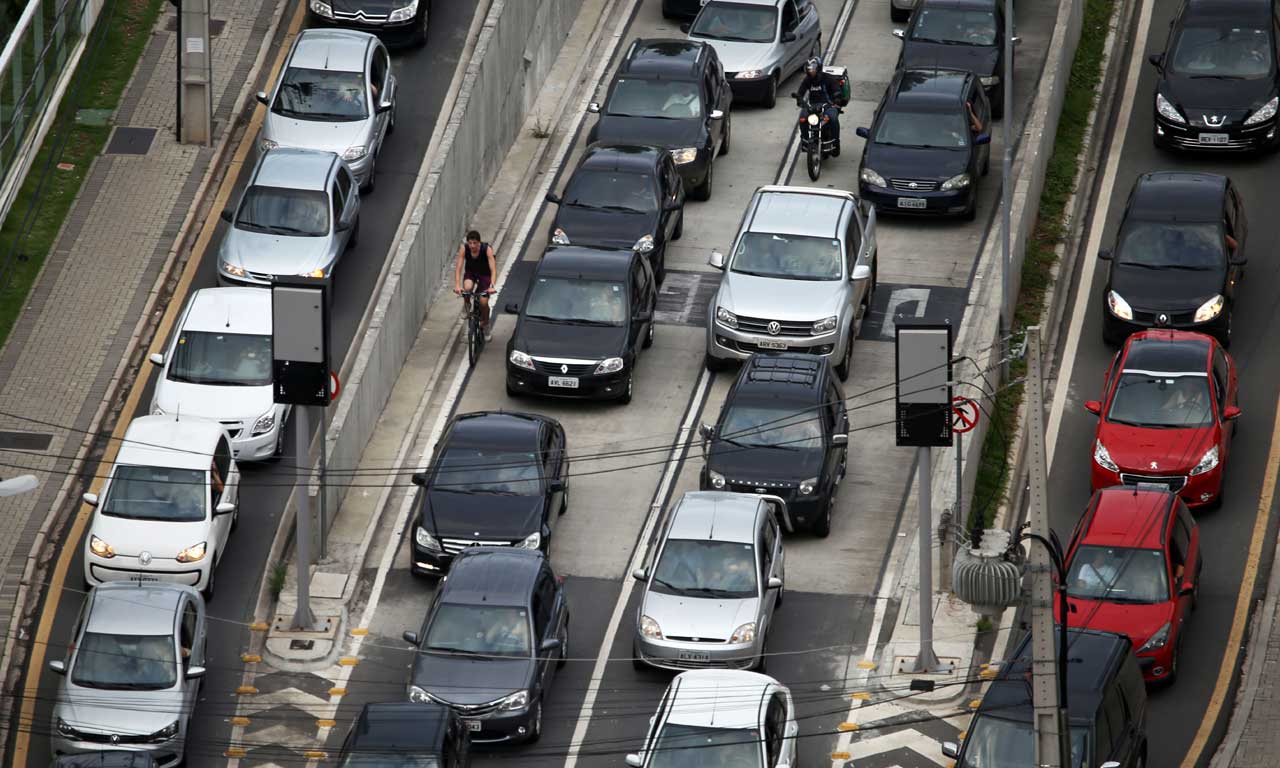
[895,321,953,447]
[272,279,331,407]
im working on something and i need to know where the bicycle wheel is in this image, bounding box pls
[467,307,482,367]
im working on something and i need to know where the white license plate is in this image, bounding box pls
[465,720,482,732]
[678,651,710,662]
[547,376,579,389]
[897,197,927,209]
[757,340,788,350]
[1199,133,1229,145]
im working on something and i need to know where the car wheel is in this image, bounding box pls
[644,320,655,349]
[506,380,520,398]
[982,152,990,176]
[775,580,784,608]
[558,623,569,669]
[693,160,714,201]
[619,373,634,404]
[363,157,376,194]
[763,73,778,109]
[992,89,1005,120]
[755,645,768,673]
[1166,636,1182,686]
[812,496,833,538]
[203,558,217,601]
[961,200,977,222]
[705,351,730,373]
[527,699,543,743]
[891,4,910,22]
[231,503,239,533]
[654,250,667,285]
[412,6,428,47]
[834,337,853,381]
[560,484,569,516]
[1220,310,1233,349]
[673,210,684,240]
[719,117,731,156]
[348,217,360,250]
[632,639,647,671]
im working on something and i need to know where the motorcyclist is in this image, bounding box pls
[792,57,841,156]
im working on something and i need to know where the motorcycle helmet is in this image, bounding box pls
[805,57,822,77]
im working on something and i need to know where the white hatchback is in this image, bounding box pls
[149,287,288,462]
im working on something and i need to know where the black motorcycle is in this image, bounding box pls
[797,97,839,181]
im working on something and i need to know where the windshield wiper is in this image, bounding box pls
[913,36,965,45]
[651,577,681,591]
[1189,74,1241,79]
[557,318,619,326]
[468,489,521,495]
[876,141,934,148]
[598,205,645,213]
[682,587,747,599]
[267,225,310,235]
[426,646,491,657]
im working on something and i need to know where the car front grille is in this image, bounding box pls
[665,635,727,643]
[220,420,243,439]
[62,726,155,745]
[1167,135,1257,150]
[532,359,596,376]
[440,537,516,555]
[889,178,940,192]
[734,315,815,338]
[1131,309,1197,326]
[1119,473,1187,493]
[449,699,502,716]
[333,8,388,21]
[727,480,796,494]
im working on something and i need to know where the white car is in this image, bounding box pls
[149,287,288,462]
[626,670,798,768]
[83,416,239,598]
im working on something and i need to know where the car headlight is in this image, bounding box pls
[1156,93,1186,125]
[811,315,838,335]
[730,622,757,644]
[1093,440,1118,473]
[498,690,530,711]
[517,531,542,550]
[736,69,764,80]
[640,615,663,639]
[1190,445,1219,476]
[260,138,278,151]
[221,262,247,278]
[715,306,738,329]
[56,717,77,737]
[670,147,698,165]
[301,268,326,279]
[343,145,368,161]
[634,234,655,253]
[509,349,535,371]
[1194,295,1224,323]
[799,477,818,496]
[175,541,207,564]
[408,685,431,703]
[708,470,726,489]
[595,357,624,375]
[1245,96,1279,125]
[89,535,115,559]
[806,113,820,126]
[552,227,571,245]
[251,411,276,436]
[1106,290,1133,321]
[148,720,179,743]
[941,173,971,191]
[1138,622,1170,653]
[980,75,1000,87]
[415,527,443,552]
[860,168,886,188]
[387,0,418,22]
[308,0,333,17]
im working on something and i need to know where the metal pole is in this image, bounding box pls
[1056,542,1073,765]
[1000,0,1014,344]
[908,446,944,673]
[318,410,328,558]
[292,406,316,630]
[177,0,212,144]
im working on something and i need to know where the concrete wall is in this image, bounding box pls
[319,0,584,518]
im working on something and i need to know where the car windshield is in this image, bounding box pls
[524,277,627,326]
[875,110,971,148]
[649,724,763,768]
[1107,372,1215,428]
[424,604,531,658]
[102,465,207,522]
[960,717,1088,768]
[72,632,177,691]
[911,8,998,45]
[720,404,824,449]
[690,2,778,43]
[236,185,329,236]
[1171,25,1273,79]
[730,232,842,280]
[433,447,541,495]
[168,331,273,386]
[651,539,758,598]
[1066,545,1170,603]
[273,67,368,120]
[338,756,440,768]
[564,170,658,212]
[1117,221,1223,269]
[606,78,703,119]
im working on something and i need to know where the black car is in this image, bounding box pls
[855,68,992,220]
[587,39,732,201]
[662,0,705,20]
[1099,172,1247,347]
[699,354,849,537]
[505,246,658,404]
[50,755,155,768]
[403,548,569,745]
[1151,0,1280,152]
[306,0,430,47]
[409,411,569,577]
[545,144,685,284]
[894,0,1010,117]
[945,628,1148,767]
[339,702,470,766]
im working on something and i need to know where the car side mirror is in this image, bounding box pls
[505,302,520,314]
[1179,584,1195,597]
[377,99,393,114]
[974,133,991,145]
[710,109,725,121]
[782,30,797,42]
[546,192,562,205]
[540,638,563,653]
[403,631,420,646]
[548,478,566,493]
[149,352,165,366]
[1101,763,1121,768]
[220,207,234,223]
[256,91,269,105]
[82,492,99,507]
[832,433,849,446]
[186,665,206,679]
[851,264,871,282]
[1084,400,1102,415]
[588,102,601,114]
[215,502,236,516]
[1097,247,1112,260]
[1148,53,1163,68]
[625,756,643,768]
[855,126,870,139]
[49,659,66,674]
[336,219,352,232]
[679,22,691,33]
[663,198,681,211]
[411,472,428,486]
[708,251,725,269]
[1232,253,1248,265]
[635,309,653,323]
[767,576,783,590]
[632,568,648,582]
[700,423,715,440]
[892,28,905,39]
[1224,405,1242,420]
[942,742,960,759]
[1012,35,1022,46]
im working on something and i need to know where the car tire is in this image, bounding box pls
[506,380,520,398]
[363,158,377,194]
[1220,310,1233,349]
[812,496,833,538]
[673,210,684,240]
[203,558,217,601]
[982,152,990,176]
[1165,636,1182,686]
[891,5,910,22]
[693,160,714,201]
[644,321,655,349]
[763,74,778,109]
[654,250,667,285]
[834,337,853,381]
[992,89,1005,121]
[719,117,731,156]
[412,7,429,47]
[619,373,634,405]
[348,217,360,250]
[755,645,768,673]
[961,201,977,222]
[527,699,543,743]
[705,351,730,373]
[560,484,569,516]
[632,639,647,671]
[775,580,784,607]
[558,623,569,669]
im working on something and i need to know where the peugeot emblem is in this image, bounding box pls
[560,364,569,374]
[1204,114,1225,127]
[1150,461,1159,470]
[1157,313,1169,326]
[908,181,918,189]
[756,488,767,494]
[766,321,781,336]
[139,551,152,566]
[469,541,480,548]
[110,734,120,745]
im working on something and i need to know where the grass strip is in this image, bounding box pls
[970,0,1118,528]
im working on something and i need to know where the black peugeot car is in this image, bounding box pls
[699,354,849,537]
[894,0,1010,117]
[505,246,657,404]
[403,548,569,745]
[338,702,471,766]
[409,411,569,577]
[587,39,732,200]
[1099,172,1247,347]
[305,0,430,47]
[545,144,685,284]
[855,68,992,220]
[1151,0,1280,152]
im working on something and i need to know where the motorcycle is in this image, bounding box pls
[797,97,839,181]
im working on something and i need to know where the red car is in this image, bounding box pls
[1057,485,1202,683]
[1085,329,1240,508]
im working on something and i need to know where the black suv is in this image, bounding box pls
[403,548,569,745]
[1151,0,1280,152]
[699,354,849,537]
[587,39,732,200]
[505,246,658,404]
[1099,172,1247,347]
[895,0,1009,117]
[409,411,569,577]
[945,627,1148,767]
[306,0,430,47]
[546,144,686,284]
[338,702,470,767]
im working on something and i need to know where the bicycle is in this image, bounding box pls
[457,285,495,367]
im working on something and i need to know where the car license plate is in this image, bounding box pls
[757,340,788,350]
[465,720,482,732]
[678,651,710,662]
[897,197,927,209]
[129,574,159,583]
[1199,133,1229,145]
[547,376,578,389]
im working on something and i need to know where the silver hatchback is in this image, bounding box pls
[685,0,822,107]
[632,491,786,671]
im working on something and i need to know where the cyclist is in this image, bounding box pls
[453,230,498,340]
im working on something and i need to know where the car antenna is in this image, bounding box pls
[175,402,181,422]
[226,307,232,329]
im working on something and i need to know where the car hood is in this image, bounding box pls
[552,206,658,250]
[709,441,824,481]
[1067,596,1174,650]
[863,142,970,181]
[57,686,183,736]
[698,39,778,74]
[411,654,535,706]
[591,114,705,150]
[1161,76,1275,115]
[329,0,403,14]
[513,318,628,360]
[218,228,334,275]
[421,492,544,540]
[153,379,275,423]
[1109,264,1224,312]
[900,41,998,77]
[90,514,210,559]
[1097,422,1217,474]
[717,272,847,322]
[641,590,760,640]
[262,113,370,155]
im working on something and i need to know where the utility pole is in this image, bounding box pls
[1000,0,1014,348]
[293,406,316,629]
[176,0,213,144]
[1025,326,1071,767]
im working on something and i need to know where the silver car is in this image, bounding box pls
[257,28,397,191]
[217,147,360,285]
[684,0,822,107]
[49,583,207,768]
[632,491,786,671]
[705,185,878,380]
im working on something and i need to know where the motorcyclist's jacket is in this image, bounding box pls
[795,72,838,106]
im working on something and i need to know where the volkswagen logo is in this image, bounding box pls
[1203,114,1225,127]
[766,321,781,335]
[908,181,919,189]
[1150,461,1159,470]
[110,734,120,745]
[560,364,569,374]
[139,551,152,566]
[1156,313,1169,326]
[469,541,481,548]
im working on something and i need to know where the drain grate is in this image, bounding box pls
[105,126,157,155]
[0,431,53,452]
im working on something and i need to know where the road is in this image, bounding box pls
[11,2,481,764]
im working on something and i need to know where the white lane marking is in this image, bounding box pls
[880,287,932,340]
[1044,0,1153,468]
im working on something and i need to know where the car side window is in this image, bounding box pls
[796,0,814,19]
[758,525,773,584]
[845,209,862,265]
[1102,686,1127,757]
[630,264,646,315]
[213,438,232,505]
[532,575,553,641]
[331,182,344,228]
[180,602,198,665]
[336,167,353,204]
[782,0,798,31]
[1171,514,1191,573]
[827,381,843,430]
[764,695,784,765]
[371,46,389,99]
[761,510,778,559]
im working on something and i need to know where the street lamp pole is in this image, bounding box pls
[1001,0,1014,346]
[1022,529,1073,765]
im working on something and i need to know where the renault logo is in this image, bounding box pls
[1157,313,1169,326]
[139,551,152,566]
[560,364,569,374]
[1204,114,1225,127]
[766,321,781,335]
